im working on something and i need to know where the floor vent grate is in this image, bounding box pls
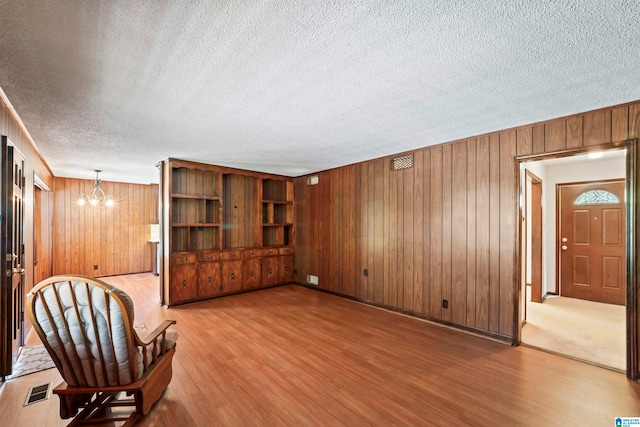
[24,383,51,406]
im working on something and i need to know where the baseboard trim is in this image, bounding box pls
[293,282,512,345]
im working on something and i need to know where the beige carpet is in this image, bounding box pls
[521,293,625,371]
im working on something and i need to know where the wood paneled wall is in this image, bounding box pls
[0,90,55,356]
[1,93,54,289]
[52,178,158,277]
[294,100,640,340]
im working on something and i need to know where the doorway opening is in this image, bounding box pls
[519,148,627,372]
[33,174,52,289]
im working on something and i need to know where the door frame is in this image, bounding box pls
[515,138,637,380]
[526,170,543,304]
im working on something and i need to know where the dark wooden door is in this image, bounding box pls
[243,258,261,290]
[170,264,198,302]
[278,255,294,283]
[559,181,625,305]
[1,137,26,377]
[197,261,221,298]
[261,256,279,287]
[222,260,242,293]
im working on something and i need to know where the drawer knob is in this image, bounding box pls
[250,271,254,277]
[231,272,235,280]
[208,276,212,283]
[269,267,273,274]
[182,279,187,287]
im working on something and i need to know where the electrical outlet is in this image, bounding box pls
[363,268,368,276]
[442,299,448,309]
[93,264,98,270]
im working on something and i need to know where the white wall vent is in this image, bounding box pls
[306,274,319,286]
[306,175,319,185]
[391,154,413,171]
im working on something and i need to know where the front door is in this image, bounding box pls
[558,180,625,305]
[0,137,26,377]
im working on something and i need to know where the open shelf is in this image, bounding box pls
[262,224,293,247]
[172,198,221,225]
[171,167,221,198]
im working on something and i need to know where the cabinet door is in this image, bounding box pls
[221,260,243,293]
[262,256,279,287]
[242,258,262,290]
[279,255,294,283]
[197,262,222,298]
[170,264,198,302]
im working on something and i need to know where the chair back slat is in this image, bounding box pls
[84,282,111,386]
[67,281,99,386]
[53,282,90,386]
[36,288,81,385]
[102,291,121,386]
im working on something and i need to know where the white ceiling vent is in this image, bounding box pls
[391,154,413,171]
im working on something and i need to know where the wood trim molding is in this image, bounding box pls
[0,86,53,177]
[515,139,630,162]
[295,282,513,344]
[33,173,52,192]
[625,138,638,380]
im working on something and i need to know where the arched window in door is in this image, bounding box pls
[574,189,619,205]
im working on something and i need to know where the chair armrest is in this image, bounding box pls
[135,320,177,347]
[135,320,177,371]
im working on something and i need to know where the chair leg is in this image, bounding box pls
[57,392,94,419]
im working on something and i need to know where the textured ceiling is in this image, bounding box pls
[0,0,639,184]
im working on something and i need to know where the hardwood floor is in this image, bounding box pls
[2,273,640,426]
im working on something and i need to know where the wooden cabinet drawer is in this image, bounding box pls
[221,250,242,260]
[262,247,279,257]
[171,253,197,265]
[278,246,294,255]
[198,251,220,262]
[243,248,263,258]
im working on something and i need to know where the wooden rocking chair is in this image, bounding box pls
[26,275,178,426]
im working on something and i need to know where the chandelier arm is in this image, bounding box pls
[78,170,112,206]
